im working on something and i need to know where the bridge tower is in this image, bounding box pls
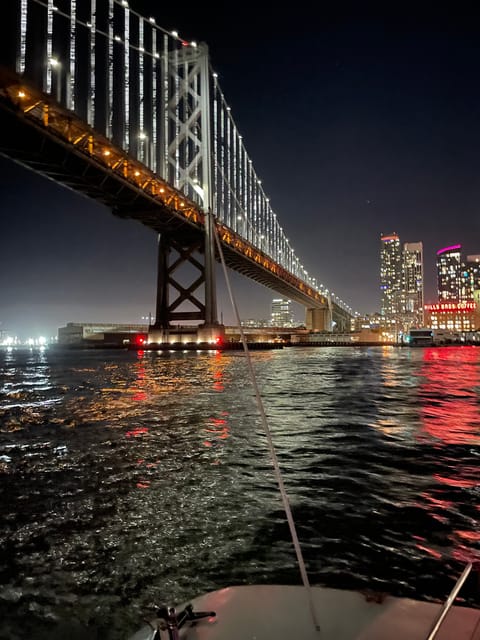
[149,42,223,344]
[1,1,355,333]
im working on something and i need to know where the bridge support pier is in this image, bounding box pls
[306,307,332,332]
[148,229,224,345]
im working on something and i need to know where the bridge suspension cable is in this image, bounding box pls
[14,0,354,317]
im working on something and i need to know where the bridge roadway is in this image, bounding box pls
[0,68,351,329]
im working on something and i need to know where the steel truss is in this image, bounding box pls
[9,0,354,325]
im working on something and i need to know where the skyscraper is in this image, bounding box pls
[403,242,424,327]
[380,233,402,325]
[436,244,465,301]
[380,233,424,332]
[271,298,293,327]
[466,255,480,299]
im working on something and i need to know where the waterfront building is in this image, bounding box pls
[435,246,480,303]
[352,313,383,332]
[402,241,424,327]
[423,247,480,332]
[466,255,480,297]
[380,233,424,335]
[380,233,402,326]
[241,318,270,328]
[436,244,469,301]
[424,301,480,332]
[58,322,147,346]
[270,298,293,327]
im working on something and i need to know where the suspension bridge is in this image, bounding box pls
[0,0,354,342]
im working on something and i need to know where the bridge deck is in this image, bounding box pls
[0,67,350,321]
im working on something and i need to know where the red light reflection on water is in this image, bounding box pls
[456,531,480,542]
[203,413,230,452]
[433,474,477,489]
[419,347,480,445]
[205,417,229,438]
[211,350,225,391]
[420,493,453,509]
[213,370,224,391]
[126,427,149,438]
[201,354,230,452]
[415,348,480,563]
[413,537,443,560]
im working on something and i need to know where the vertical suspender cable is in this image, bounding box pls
[46,0,54,93]
[123,4,130,152]
[107,0,113,139]
[87,0,96,128]
[18,0,28,75]
[69,0,76,111]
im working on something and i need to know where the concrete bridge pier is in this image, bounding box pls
[148,221,225,345]
[197,323,226,343]
[306,307,332,332]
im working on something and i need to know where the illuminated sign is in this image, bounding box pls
[436,244,461,256]
[424,302,476,312]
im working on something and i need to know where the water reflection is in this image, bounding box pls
[413,347,480,568]
[132,350,147,402]
[202,353,230,457]
[419,347,480,444]
[0,346,479,640]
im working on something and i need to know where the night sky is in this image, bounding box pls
[1,1,480,338]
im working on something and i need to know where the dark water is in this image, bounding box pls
[0,345,479,639]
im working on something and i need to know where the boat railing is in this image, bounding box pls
[425,562,477,640]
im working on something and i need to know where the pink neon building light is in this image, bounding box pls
[437,244,461,256]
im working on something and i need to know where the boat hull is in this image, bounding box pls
[129,584,480,640]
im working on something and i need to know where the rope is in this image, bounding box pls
[212,215,321,633]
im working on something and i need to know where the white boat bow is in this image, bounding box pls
[129,583,480,640]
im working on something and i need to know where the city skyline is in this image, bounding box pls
[1,2,480,338]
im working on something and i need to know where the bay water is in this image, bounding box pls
[0,345,479,638]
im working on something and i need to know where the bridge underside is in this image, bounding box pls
[0,70,351,329]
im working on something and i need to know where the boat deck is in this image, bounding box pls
[130,584,480,640]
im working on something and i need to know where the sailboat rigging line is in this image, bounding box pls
[211,213,321,633]
[424,562,473,640]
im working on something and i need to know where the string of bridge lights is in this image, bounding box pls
[23,0,354,315]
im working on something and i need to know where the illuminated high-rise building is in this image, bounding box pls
[271,298,293,327]
[436,244,469,301]
[380,233,425,333]
[466,255,480,298]
[403,242,424,327]
[380,233,402,324]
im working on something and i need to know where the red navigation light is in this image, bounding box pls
[134,333,147,346]
[214,336,223,345]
